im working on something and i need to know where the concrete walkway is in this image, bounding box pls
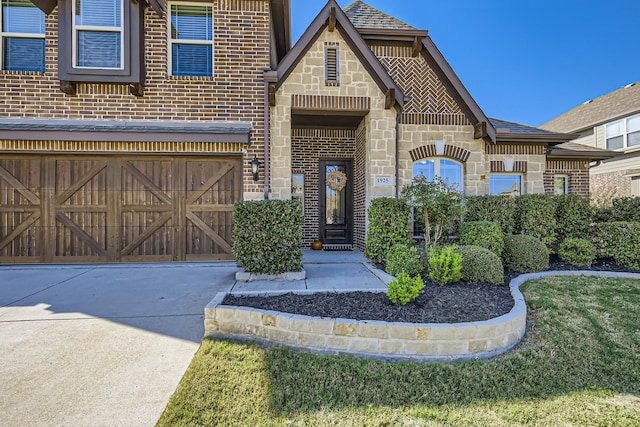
[0,250,386,427]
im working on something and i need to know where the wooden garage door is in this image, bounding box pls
[0,156,241,263]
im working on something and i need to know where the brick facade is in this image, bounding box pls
[292,128,365,247]
[544,160,590,197]
[0,2,272,195]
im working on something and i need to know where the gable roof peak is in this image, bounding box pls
[344,0,416,31]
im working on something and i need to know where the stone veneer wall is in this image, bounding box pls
[0,2,271,197]
[291,129,356,246]
[398,125,486,195]
[487,144,547,194]
[544,160,590,197]
[270,27,396,202]
[354,121,367,251]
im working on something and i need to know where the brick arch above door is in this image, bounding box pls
[409,144,471,163]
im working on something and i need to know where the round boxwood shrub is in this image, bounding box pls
[385,244,424,278]
[455,245,504,285]
[558,238,596,268]
[458,221,504,256]
[503,234,549,273]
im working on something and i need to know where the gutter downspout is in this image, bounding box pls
[263,70,278,200]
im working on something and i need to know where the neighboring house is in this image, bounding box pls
[0,0,614,263]
[541,82,640,203]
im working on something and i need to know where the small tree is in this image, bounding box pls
[400,176,466,247]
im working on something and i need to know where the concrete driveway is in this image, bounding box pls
[0,263,237,427]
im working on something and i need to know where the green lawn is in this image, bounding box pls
[157,276,640,426]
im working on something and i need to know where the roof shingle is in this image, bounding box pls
[540,82,640,133]
[489,118,558,135]
[343,1,416,30]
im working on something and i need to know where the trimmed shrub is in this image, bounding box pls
[591,222,640,270]
[385,244,424,278]
[365,197,411,263]
[386,272,425,305]
[428,245,463,285]
[465,195,517,235]
[558,238,596,268]
[610,197,640,222]
[458,220,504,256]
[515,194,557,249]
[232,200,303,274]
[455,245,504,285]
[554,195,592,243]
[503,234,549,273]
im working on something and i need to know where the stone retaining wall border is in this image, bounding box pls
[204,271,640,362]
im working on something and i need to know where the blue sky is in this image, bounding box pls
[290,0,640,127]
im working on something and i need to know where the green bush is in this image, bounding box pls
[232,200,303,274]
[503,234,549,273]
[515,194,557,249]
[610,198,640,222]
[365,198,411,263]
[558,238,596,268]
[428,245,463,285]
[458,221,504,256]
[592,205,614,223]
[554,195,592,243]
[455,245,504,285]
[591,222,640,270]
[385,244,424,278]
[465,195,517,235]
[386,272,425,305]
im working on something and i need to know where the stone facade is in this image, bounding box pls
[270,28,397,204]
[0,2,272,195]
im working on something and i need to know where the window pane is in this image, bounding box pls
[75,0,121,27]
[77,31,121,68]
[2,0,45,34]
[440,159,462,190]
[490,175,521,196]
[606,121,624,137]
[171,5,212,40]
[607,135,624,150]
[413,160,435,181]
[172,44,212,76]
[554,176,567,195]
[628,131,640,147]
[627,115,640,133]
[3,37,44,71]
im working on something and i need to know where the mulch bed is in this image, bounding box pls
[222,256,639,324]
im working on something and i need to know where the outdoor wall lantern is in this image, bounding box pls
[250,156,261,181]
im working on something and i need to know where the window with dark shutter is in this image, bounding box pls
[325,46,339,86]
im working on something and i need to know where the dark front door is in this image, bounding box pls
[319,160,353,245]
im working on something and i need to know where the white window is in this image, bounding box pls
[0,0,45,72]
[169,3,213,77]
[554,175,569,195]
[413,158,463,191]
[292,173,304,214]
[490,174,522,196]
[606,113,640,150]
[72,0,124,69]
[632,176,640,198]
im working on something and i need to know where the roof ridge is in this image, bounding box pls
[343,0,416,30]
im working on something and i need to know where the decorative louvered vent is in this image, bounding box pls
[325,45,339,86]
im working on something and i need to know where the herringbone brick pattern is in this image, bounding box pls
[370,45,470,125]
